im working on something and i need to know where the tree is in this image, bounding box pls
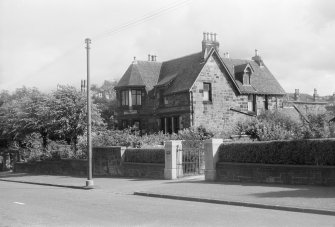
[91,80,118,129]
[0,87,52,149]
[50,85,104,151]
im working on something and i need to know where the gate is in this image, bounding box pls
[176,140,204,178]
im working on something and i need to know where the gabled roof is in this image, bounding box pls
[234,63,253,74]
[116,61,162,91]
[158,52,205,94]
[116,49,286,96]
[221,58,286,95]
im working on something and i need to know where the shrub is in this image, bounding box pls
[235,111,303,141]
[218,139,335,166]
[123,148,165,163]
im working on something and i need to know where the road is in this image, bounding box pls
[0,181,334,226]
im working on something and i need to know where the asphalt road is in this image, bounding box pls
[0,181,334,227]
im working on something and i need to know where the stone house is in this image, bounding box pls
[114,32,286,133]
[284,89,329,112]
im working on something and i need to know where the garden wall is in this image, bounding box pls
[216,162,335,185]
[215,139,335,185]
[14,147,166,179]
[14,159,87,176]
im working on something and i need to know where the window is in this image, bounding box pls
[243,68,251,85]
[158,90,164,105]
[133,121,140,130]
[131,89,142,106]
[203,83,212,101]
[248,95,255,112]
[121,90,129,106]
[264,95,269,110]
[122,120,128,129]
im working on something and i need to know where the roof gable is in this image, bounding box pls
[221,58,286,95]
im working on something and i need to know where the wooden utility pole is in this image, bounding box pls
[85,38,94,188]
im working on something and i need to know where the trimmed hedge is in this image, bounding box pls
[123,148,165,164]
[218,139,335,166]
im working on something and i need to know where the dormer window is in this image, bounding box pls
[243,67,252,85]
[234,64,253,85]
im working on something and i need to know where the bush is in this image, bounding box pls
[218,139,335,166]
[123,148,165,163]
[235,111,304,141]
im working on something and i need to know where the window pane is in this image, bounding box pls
[132,93,136,105]
[204,83,209,91]
[203,91,209,101]
[137,94,141,105]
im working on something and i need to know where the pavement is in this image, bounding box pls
[1,172,335,216]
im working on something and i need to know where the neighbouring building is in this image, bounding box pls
[284,88,329,116]
[114,32,286,133]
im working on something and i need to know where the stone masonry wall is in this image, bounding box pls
[191,55,250,131]
[216,162,335,186]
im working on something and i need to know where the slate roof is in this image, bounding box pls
[116,61,162,91]
[158,52,205,94]
[116,50,286,96]
[221,58,286,95]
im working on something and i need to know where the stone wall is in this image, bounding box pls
[14,146,166,179]
[191,55,250,131]
[93,146,125,176]
[14,159,87,176]
[216,162,335,186]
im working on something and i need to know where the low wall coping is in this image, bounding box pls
[218,162,335,169]
[123,162,164,166]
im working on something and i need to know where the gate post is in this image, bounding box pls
[164,140,182,180]
[204,139,223,181]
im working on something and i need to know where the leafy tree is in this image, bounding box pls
[91,80,118,129]
[0,87,51,148]
[50,85,104,151]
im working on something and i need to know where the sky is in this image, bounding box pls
[0,0,335,95]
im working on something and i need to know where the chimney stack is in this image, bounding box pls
[313,88,319,102]
[252,49,264,67]
[294,89,300,101]
[202,31,220,59]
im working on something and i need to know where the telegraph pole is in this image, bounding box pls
[85,38,94,188]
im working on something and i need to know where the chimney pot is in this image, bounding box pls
[210,32,213,41]
[214,33,217,41]
[133,56,136,61]
[255,49,258,56]
[294,89,300,101]
[203,32,206,41]
[148,54,151,61]
[226,52,229,58]
[206,32,209,41]
[151,55,155,61]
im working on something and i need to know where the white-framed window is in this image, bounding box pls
[248,95,255,112]
[203,83,212,101]
[131,89,142,106]
[121,90,129,106]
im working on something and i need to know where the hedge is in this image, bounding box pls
[218,139,335,166]
[123,148,165,164]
